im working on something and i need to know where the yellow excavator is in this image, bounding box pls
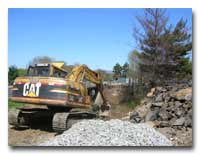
[9,62,110,132]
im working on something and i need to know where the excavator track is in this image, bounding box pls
[9,108,55,128]
[8,109,21,127]
[52,112,70,132]
[9,108,98,132]
[52,111,97,133]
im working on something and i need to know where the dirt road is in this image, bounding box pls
[8,125,56,146]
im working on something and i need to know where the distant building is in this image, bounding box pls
[103,77,133,86]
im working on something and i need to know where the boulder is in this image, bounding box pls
[134,102,152,118]
[166,105,175,112]
[174,101,182,108]
[172,117,186,126]
[155,94,163,102]
[145,108,159,121]
[184,109,192,127]
[173,87,192,101]
[156,87,167,92]
[169,112,176,118]
[147,88,156,97]
[164,96,171,103]
[169,118,177,126]
[184,116,192,127]
[183,102,192,110]
[185,94,192,101]
[187,109,192,117]
[158,109,171,121]
[168,101,174,107]
[130,111,139,118]
[129,111,141,123]
[147,92,153,97]
[188,80,192,86]
[159,121,170,127]
[152,102,164,107]
[161,103,168,110]
[135,117,142,123]
[175,108,184,117]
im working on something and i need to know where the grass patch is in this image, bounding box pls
[8,99,24,110]
[127,100,140,109]
[126,96,142,109]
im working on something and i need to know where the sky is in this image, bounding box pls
[8,8,192,70]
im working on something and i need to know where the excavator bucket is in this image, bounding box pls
[94,92,111,119]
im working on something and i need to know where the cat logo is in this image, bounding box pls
[23,82,41,97]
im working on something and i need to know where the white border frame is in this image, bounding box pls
[0,0,199,154]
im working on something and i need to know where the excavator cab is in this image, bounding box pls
[26,64,50,77]
[26,63,68,78]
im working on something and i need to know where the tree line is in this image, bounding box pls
[112,62,129,79]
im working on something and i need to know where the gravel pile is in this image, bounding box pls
[41,119,172,146]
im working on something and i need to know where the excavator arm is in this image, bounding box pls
[66,65,110,110]
[67,65,101,84]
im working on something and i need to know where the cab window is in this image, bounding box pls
[52,68,67,78]
[26,66,50,77]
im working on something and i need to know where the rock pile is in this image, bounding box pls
[41,119,172,146]
[130,84,192,129]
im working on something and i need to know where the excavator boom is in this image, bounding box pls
[67,65,102,84]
